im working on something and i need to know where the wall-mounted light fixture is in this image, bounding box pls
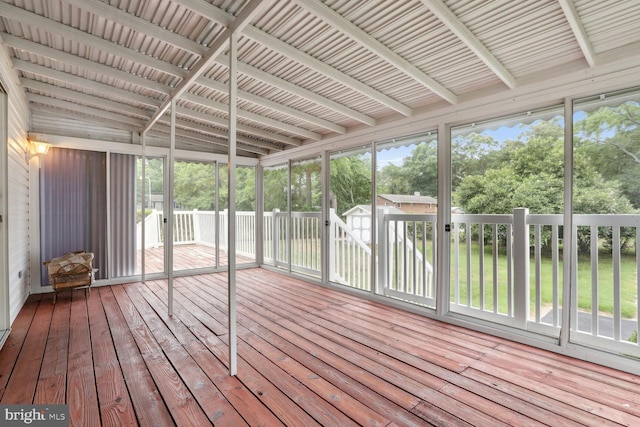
[26,140,51,161]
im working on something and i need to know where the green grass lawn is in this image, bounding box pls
[450,242,638,318]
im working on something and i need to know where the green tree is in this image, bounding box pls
[575,102,640,208]
[330,155,371,215]
[174,161,215,210]
[452,132,512,189]
[455,120,635,250]
[263,166,287,212]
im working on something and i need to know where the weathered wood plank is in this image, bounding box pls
[0,295,42,400]
[3,268,640,427]
[34,294,71,404]
[125,282,248,427]
[111,285,212,427]
[461,368,610,427]
[99,286,174,427]
[87,285,137,426]
[143,279,316,427]
[1,294,53,404]
[67,290,100,427]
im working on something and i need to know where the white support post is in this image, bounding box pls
[321,151,330,284]
[167,99,176,317]
[273,208,280,267]
[561,97,574,347]
[370,145,376,295]
[215,162,220,269]
[255,165,263,265]
[228,32,238,377]
[140,133,146,282]
[328,208,336,283]
[513,207,530,328]
[436,123,451,316]
[376,207,388,295]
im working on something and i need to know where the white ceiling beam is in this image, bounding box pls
[195,76,346,134]
[28,96,268,156]
[21,79,153,118]
[57,0,375,127]
[242,26,413,116]
[60,0,209,57]
[26,81,281,154]
[28,104,141,134]
[13,59,163,109]
[2,34,170,95]
[175,0,412,116]
[215,54,376,126]
[11,43,302,146]
[0,4,185,78]
[12,52,312,142]
[181,92,320,141]
[294,0,458,104]
[173,103,299,147]
[150,126,268,156]
[141,0,269,134]
[420,0,516,89]
[167,116,281,153]
[170,0,233,27]
[558,0,596,68]
[60,0,354,132]
[28,94,147,128]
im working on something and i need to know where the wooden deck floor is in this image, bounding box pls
[138,243,254,274]
[1,268,640,426]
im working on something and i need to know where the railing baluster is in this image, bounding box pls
[613,226,621,341]
[590,225,599,336]
[535,224,542,323]
[637,227,640,346]
[466,223,472,308]
[552,225,559,326]
[479,223,485,310]
[506,223,512,317]
[493,223,498,314]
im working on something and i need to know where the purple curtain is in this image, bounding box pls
[40,147,106,285]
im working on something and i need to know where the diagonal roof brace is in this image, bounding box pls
[141,0,269,134]
[557,0,596,68]
[420,0,516,89]
[292,0,458,104]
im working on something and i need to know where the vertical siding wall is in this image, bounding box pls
[1,47,31,324]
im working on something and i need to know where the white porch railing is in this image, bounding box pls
[378,211,435,306]
[329,209,372,290]
[137,207,640,356]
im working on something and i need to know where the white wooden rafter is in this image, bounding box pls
[141,0,271,134]
[27,92,272,155]
[294,0,458,104]
[558,0,597,68]
[65,0,375,127]
[0,3,185,78]
[2,34,170,95]
[194,76,347,134]
[173,0,412,116]
[420,0,517,89]
[180,92,317,142]
[0,11,328,143]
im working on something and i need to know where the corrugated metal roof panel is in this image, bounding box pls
[577,0,640,53]
[2,0,640,154]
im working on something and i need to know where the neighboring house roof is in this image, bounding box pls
[378,194,437,204]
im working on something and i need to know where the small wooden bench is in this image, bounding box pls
[44,251,96,304]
